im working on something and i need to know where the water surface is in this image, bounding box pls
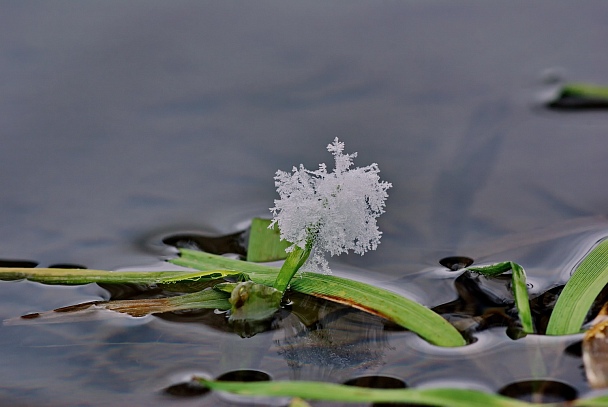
[2,2,608,405]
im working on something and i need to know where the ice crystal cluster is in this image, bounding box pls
[270,138,392,273]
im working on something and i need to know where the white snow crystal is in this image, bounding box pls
[269,138,392,273]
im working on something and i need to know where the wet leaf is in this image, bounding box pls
[547,239,608,336]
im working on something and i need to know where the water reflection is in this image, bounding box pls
[275,293,390,382]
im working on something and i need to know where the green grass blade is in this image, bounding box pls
[290,274,466,347]
[576,395,608,406]
[172,249,466,347]
[171,249,278,285]
[468,262,534,334]
[510,262,534,334]
[560,83,608,100]
[246,218,290,262]
[198,379,534,407]
[0,267,242,285]
[546,239,608,336]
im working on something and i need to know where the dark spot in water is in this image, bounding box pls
[505,326,528,340]
[216,369,271,382]
[163,380,210,397]
[48,263,87,269]
[344,375,406,389]
[21,312,40,319]
[439,256,474,271]
[163,230,247,257]
[565,341,582,357]
[0,259,38,268]
[498,380,577,403]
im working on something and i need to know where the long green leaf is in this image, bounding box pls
[197,379,533,407]
[0,267,243,285]
[547,239,608,336]
[289,274,465,346]
[173,249,466,347]
[171,249,278,285]
[468,262,534,334]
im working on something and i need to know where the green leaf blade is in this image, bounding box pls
[468,262,534,334]
[0,267,242,285]
[198,379,534,407]
[246,218,290,262]
[547,239,608,336]
[291,273,467,347]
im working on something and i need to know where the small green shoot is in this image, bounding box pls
[467,261,534,334]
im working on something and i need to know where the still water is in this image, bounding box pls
[2,1,608,405]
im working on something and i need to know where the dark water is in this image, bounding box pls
[2,1,608,405]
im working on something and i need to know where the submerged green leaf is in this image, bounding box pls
[547,239,608,336]
[228,281,282,322]
[197,379,533,407]
[468,262,534,334]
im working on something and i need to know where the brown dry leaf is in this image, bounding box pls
[583,302,608,388]
[4,298,176,325]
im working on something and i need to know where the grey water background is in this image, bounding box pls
[2,2,608,406]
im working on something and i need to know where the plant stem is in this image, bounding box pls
[273,243,312,294]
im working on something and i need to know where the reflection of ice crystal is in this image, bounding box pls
[275,306,387,380]
[270,138,391,273]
